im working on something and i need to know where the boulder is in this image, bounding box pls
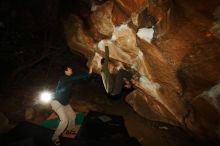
[90,1,115,37]
[64,0,220,142]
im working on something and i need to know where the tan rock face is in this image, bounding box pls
[116,0,148,15]
[90,1,115,37]
[112,3,128,26]
[64,0,220,142]
[64,15,94,58]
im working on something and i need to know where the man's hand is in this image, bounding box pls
[131,78,140,88]
[123,78,131,88]
[103,39,109,45]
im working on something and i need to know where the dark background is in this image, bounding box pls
[0,0,92,94]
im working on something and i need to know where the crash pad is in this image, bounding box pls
[41,112,85,129]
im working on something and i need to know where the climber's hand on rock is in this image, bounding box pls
[103,39,109,45]
[131,78,139,87]
[124,84,131,88]
[123,78,131,88]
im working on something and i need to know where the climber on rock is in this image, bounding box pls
[99,46,133,99]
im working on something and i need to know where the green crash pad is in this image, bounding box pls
[41,112,85,129]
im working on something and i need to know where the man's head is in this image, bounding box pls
[63,65,73,76]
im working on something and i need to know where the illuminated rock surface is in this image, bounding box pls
[64,0,220,142]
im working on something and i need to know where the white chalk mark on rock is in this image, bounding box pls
[137,27,154,43]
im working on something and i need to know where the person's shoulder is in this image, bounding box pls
[59,74,68,81]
